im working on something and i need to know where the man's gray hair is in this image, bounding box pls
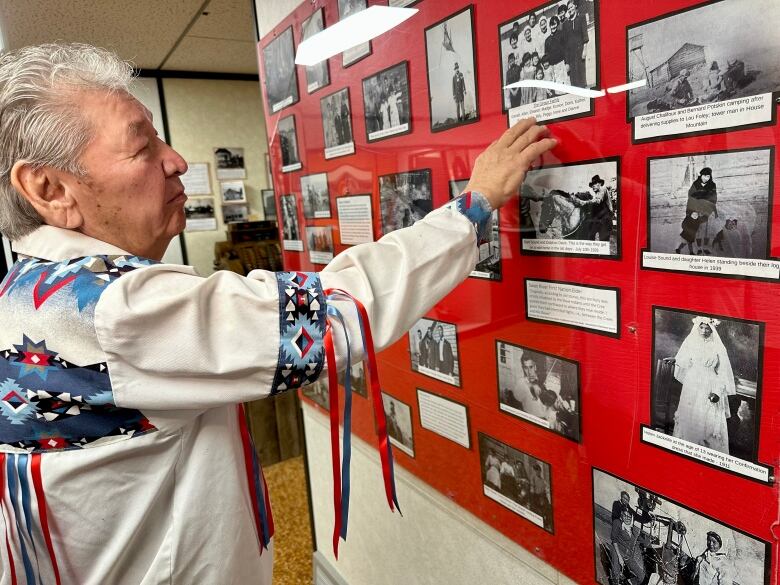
[0,43,134,240]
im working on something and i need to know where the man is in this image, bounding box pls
[430,324,455,376]
[0,43,555,583]
[694,531,732,585]
[585,174,614,242]
[611,491,633,521]
[505,52,524,108]
[340,94,352,144]
[563,0,589,88]
[452,62,466,121]
[670,68,695,106]
[609,508,646,585]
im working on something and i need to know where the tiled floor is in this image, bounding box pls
[265,456,313,585]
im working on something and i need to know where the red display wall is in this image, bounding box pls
[258,1,779,582]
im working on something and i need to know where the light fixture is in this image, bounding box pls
[295,6,418,66]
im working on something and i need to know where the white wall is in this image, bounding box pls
[303,405,574,585]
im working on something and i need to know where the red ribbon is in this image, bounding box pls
[31,453,61,585]
[323,324,343,557]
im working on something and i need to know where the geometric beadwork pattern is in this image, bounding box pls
[445,191,494,246]
[270,271,327,396]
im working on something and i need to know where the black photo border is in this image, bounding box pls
[497,0,601,125]
[338,0,373,68]
[334,193,375,245]
[449,177,503,281]
[278,114,302,173]
[378,168,433,237]
[319,87,356,159]
[301,7,331,95]
[523,278,622,339]
[415,387,472,450]
[645,305,773,485]
[590,466,773,585]
[625,0,780,144]
[261,189,276,221]
[520,156,622,260]
[423,5,481,134]
[361,60,414,143]
[477,431,555,535]
[494,339,582,444]
[407,315,463,389]
[300,171,332,219]
[642,145,778,283]
[261,25,300,115]
[381,390,416,458]
[280,193,305,252]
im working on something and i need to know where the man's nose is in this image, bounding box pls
[162,143,188,177]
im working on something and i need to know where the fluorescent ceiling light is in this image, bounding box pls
[502,80,605,99]
[606,79,647,94]
[295,6,417,66]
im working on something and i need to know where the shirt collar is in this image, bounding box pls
[12,226,131,262]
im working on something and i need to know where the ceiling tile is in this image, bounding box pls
[187,0,256,42]
[163,36,258,74]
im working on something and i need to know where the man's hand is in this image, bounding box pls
[465,118,557,210]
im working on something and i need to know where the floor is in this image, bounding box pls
[265,456,314,585]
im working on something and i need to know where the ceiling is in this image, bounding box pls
[0,0,260,74]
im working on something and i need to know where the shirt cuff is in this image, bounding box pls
[446,191,493,246]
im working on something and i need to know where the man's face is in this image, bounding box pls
[522,359,538,382]
[550,20,559,34]
[72,90,187,258]
[540,18,548,33]
[701,174,711,183]
[434,326,443,342]
[621,493,630,506]
[592,182,603,194]
[567,3,577,19]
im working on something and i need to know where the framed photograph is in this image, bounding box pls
[302,378,329,411]
[338,0,372,67]
[301,8,330,94]
[478,433,553,533]
[223,204,249,224]
[389,0,420,5]
[261,189,276,221]
[627,0,780,143]
[213,147,246,180]
[382,392,414,457]
[379,169,432,235]
[300,173,331,219]
[180,162,211,195]
[498,0,600,125]
[281,194,304,251]
[424,6,479,132]
[362,61,412,142]
[184,198,216,231]
[592,467,771,585]
[278,115,302,173]
[416,388,471,449]
[338,362,367,398]
[320,88,355,159]
[220,180,246,204]
[261,26,299,113]
[306,226,334,265]
[450,178,501,280]
[521,157,620,258]
[496,340,581,442]
[336,194,374,245]
[643,146,780,281]
[408,317,461,387]
[645,307,772,484]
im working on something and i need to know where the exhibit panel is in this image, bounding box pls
[258,0,780,583]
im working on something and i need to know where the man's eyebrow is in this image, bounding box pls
[127,119,149,137]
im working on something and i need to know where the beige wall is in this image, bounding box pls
[162,77,269,275]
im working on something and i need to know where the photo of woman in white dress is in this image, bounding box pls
[670,316,735,454]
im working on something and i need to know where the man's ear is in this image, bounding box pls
[10,161,84,229]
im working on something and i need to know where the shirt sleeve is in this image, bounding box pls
[95,193,491,412]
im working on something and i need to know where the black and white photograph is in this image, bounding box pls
[389,0,420,6]
[498,0,600,125]
[338,0,371,67]
[339,362,367,398]
[261,26,299,113]
[382,392,414,457]
[213,147,246,180]
[643,147,779,280]
[379,169,432,235]
[300,172,331,219]
[223,204,249,224]
[627,0,780,142]
[496,341,580,442]
[278,115,302,173]
[302,378,329,411]
[320,88,355,159]
[424,6,479,132]
[592,468,770,585]
[281,194,303,251]
[479,433,553,533]
[301,8,330,93]
[261,189,276,221]
[645,307,771,483]
[184,198,216,231]
[306,226,334,265]
[362,61,411,142]
[521,158,620,258]
[450,178,501,280]
[408,317,460,387]
[220,180,246,204]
